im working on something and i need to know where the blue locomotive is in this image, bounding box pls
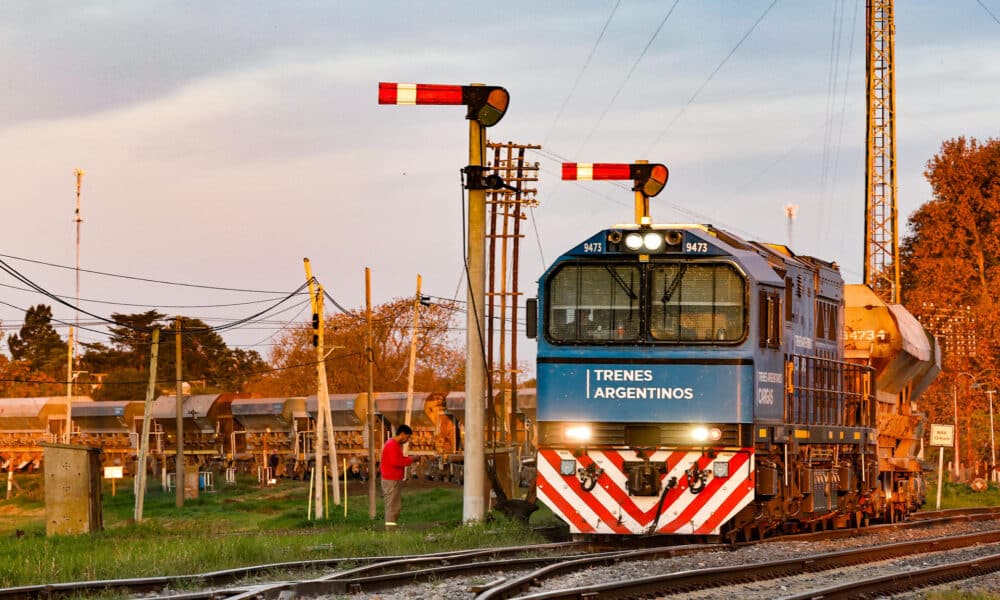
[527,165,938,539]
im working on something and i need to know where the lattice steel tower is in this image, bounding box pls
[864,0,899,302]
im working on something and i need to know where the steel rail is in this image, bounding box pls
[487,529,1000,599]
[778,550,1000,600]
[0,542,585,600]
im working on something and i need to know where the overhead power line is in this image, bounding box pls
[542,0,622,146]
[0,280,299,309]
[645,0,779,154]
[0,252,293,294]
[0,255,309,335]
[977,0,1000,25]
[575,0,681,156]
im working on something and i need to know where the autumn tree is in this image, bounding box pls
[900,136,1000,468]
[252,297,463,396]
[0,354,63,397]
[79,312,266,398]
[152,317,266,394]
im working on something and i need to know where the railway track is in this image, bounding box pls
[481,517,1000,599]
[0,542,586,600]
[3,508,998,599]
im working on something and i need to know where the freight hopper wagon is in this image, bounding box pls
[304,393,384,478]
[375,392,455,479]
[844,284,940,521]
[0,396,92,472]
[72,400,145,472]
[147,394,229,468]
[230,397,305,476]
[528,223,939,540]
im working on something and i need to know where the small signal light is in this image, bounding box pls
[633,164,669,198]
[312,313,320,330]
[466,86,509,127]
[420,295,431,307]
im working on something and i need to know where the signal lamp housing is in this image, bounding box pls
[665,230,684,246]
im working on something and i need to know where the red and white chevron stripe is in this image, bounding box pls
[536,448,755,535]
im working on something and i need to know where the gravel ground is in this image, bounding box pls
[332,518,1000,600]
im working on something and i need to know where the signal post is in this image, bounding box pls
[378,82,509,522]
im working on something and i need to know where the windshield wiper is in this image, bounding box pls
[660,264,687,304]
[605,265,637,300]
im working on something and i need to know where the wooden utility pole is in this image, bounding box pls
[366,267,377,519]
[175,318,184,508]
[405,274,422,425]
[316,285,341,505]
[304,258,340,515]
[135,328,160,521]
[485,141,539,458]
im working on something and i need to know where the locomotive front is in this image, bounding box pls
[529,224,766,536]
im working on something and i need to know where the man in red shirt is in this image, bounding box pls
[380,424,413,528]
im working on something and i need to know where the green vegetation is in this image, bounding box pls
[0,475,560,587]
[922,479,1000,511]
[927,591,1000,600]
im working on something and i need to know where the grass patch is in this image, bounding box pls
[926,591,1000,600]
[0,474,551,587]
[922,479,1000,511]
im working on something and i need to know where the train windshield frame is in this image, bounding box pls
[545,260,748,345]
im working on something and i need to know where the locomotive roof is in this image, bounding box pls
[586,222,842,287]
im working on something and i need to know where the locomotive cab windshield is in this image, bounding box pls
[545,260,747,344]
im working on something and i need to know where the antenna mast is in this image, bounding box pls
[784,204,799,248]
[864,0,899,302]
[74,168,84,362]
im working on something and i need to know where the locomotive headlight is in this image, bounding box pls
[691,426,723,443]
[564,424,592,443]
[624,232,644,250]
[643,232,663,251]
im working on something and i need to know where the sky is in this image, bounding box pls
[1,1,999,378]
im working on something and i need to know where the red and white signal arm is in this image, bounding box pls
[929,424,955,447]
[378,82,509,127]
[562,162,669,198]
[378,83,464,105]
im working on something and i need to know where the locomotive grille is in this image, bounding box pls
[538,422,750,447]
